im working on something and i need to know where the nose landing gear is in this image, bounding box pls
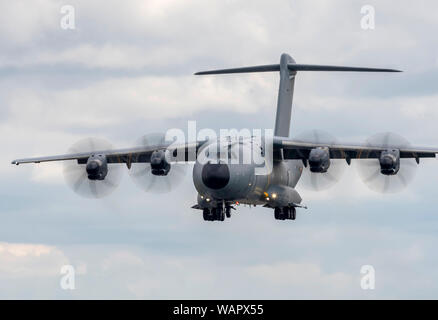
[202,203,233,221]
[274,206,296,220]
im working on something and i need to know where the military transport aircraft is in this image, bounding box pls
[12,53,438,222]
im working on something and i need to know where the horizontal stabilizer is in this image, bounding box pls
[195,64,401,75]
[288,64,401,72]
[194,53,401,138]
[195,64,280,75]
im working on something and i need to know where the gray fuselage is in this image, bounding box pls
[192,137,303,209]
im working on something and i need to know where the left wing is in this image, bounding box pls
[11,141,204,166]
[274,137,438,162]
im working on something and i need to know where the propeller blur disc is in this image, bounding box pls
[63,137,123,199]
[357,132,417,193]
[129,133,188,194]
[294,130,346,191]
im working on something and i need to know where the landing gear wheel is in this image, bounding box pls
[274,207,281,220]
[210,208,217,221]
[274,207,297,221]
[217,207,225,221]
[290,207,296,220]
[282,207,290,220]
[225,207,231,218]
[203,208,210,221]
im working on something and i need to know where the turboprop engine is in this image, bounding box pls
[86,154,108,180]
[308,147,330,173]
[379,149,400,175]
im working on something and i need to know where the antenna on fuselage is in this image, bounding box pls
[195,53,401,137]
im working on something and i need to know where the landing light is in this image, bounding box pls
[272,193,277,199]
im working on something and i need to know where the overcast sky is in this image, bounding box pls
[2,0,438,299]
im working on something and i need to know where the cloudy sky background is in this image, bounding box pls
[2,0,438,298]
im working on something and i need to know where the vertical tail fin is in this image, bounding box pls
[274,53,296,137]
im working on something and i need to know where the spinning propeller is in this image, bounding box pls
[356,132,417,193]
[63,137,123,198]
[294,130,346,191]
[129,133,188,193]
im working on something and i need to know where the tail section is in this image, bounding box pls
[195,53,401,137]
[275,53,296,137]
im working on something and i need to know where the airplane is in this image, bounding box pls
[11,53,438,222]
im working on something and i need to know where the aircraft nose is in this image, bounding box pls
[201,163,230,189]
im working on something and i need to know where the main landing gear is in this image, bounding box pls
[274,207,296,220]
[203,205,233,222]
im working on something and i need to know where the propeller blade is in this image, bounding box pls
[356,132,417,193]
[294,130,346,191]
[129,133,188,194]
[63,137,123,199]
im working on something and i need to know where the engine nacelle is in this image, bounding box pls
[150,150,171,176]
[379,149,400,175]
[86,154,108,180]
[308,147,330,173]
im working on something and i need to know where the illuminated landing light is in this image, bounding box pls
[206,198,210,202]
[272,193,277,199]
[266,197,270,201]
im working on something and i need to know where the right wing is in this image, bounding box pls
[11,140,205,166]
